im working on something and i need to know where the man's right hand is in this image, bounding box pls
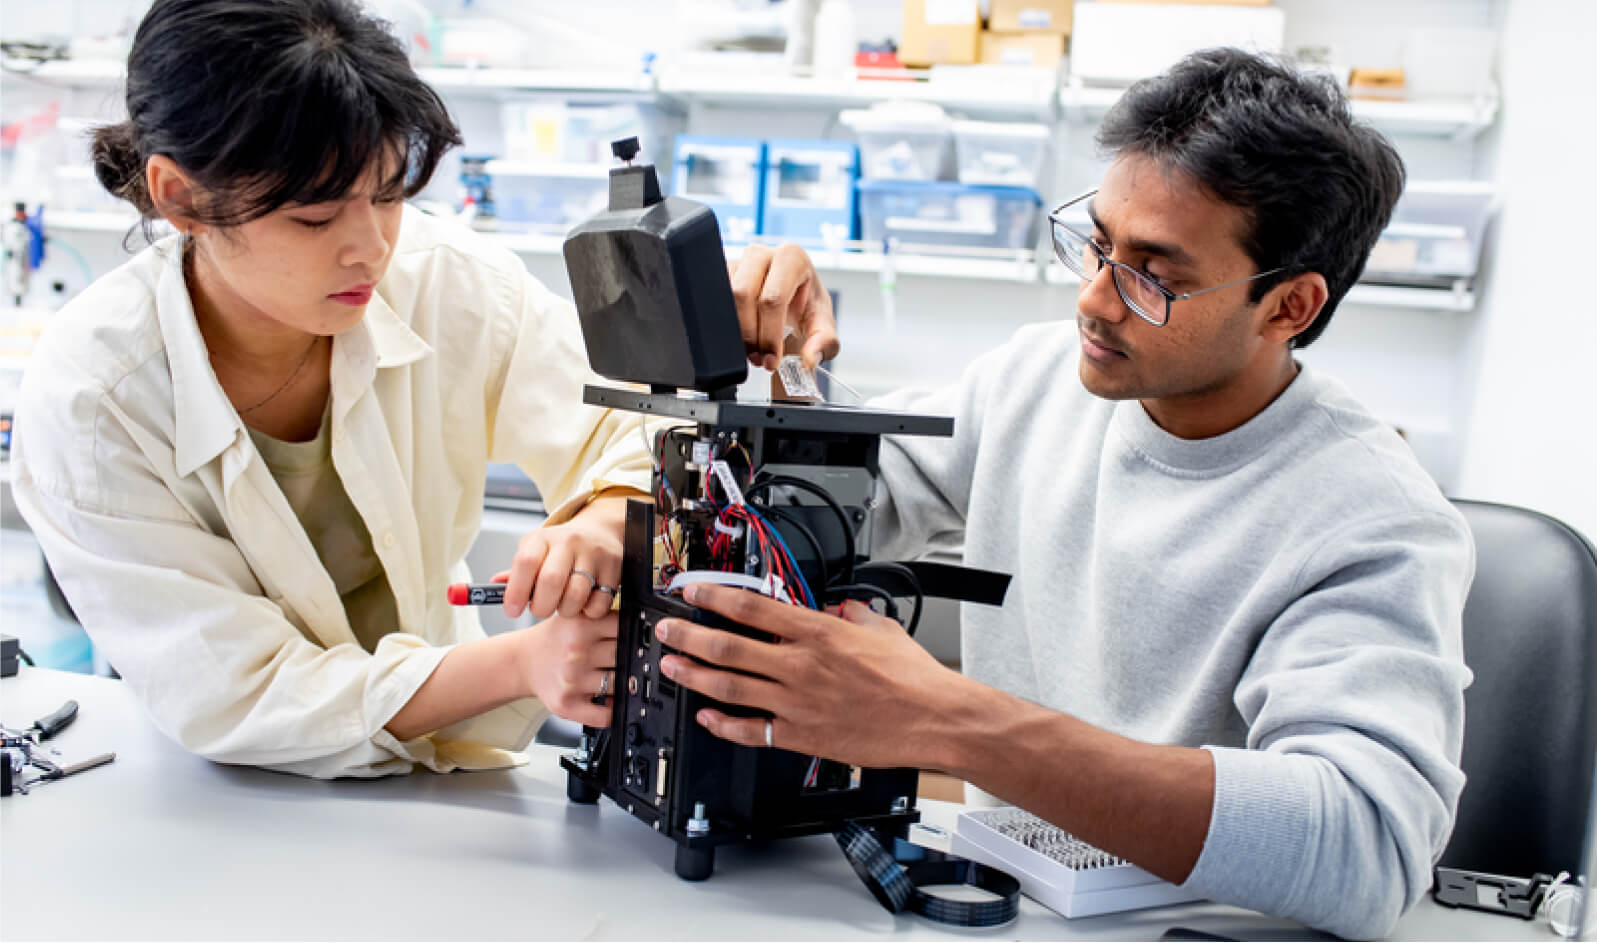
[517,610,618,728]
[729,243,841,372]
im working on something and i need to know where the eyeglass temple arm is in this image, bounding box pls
[1175,266,1289,301]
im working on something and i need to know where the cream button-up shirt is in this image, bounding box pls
[10,207,653,778]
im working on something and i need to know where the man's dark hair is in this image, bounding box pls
[92,0,462,232]
[1098,47,1405,347]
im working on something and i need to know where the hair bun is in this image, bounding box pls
[91,121,155,216]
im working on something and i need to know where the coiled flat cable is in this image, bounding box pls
[834,822,1020,928]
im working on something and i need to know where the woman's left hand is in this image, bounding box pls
[494,491,634,620]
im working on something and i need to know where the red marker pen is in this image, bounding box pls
[447,583,507,606]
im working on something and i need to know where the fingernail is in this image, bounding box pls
[697,710,713,727]
[683,584,700,604]
[659,657,677,678]
[655,620,671,642]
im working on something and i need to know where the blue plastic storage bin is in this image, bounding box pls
[856,180,1043,251]
[760,139,858,248]
[670,135,766,244]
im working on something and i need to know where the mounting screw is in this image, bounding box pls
[686,801,710,836]
[891,796,911,814]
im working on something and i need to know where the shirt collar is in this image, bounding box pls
[159,239,245,478]
[362,286,432,370]
[161,238,434,478]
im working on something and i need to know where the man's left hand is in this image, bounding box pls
[654,582,969,770]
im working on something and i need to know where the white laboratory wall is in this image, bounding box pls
[7,0,1590,537]
[1452,0,1597,543]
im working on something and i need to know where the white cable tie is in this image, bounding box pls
[665,570,772,597]
[712,518,745,539]
[762,572,792,604]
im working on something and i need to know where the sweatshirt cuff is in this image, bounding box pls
[1182,746,1318,919]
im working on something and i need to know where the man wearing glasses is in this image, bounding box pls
[663,48,1472,938]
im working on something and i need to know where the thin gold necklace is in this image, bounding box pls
[237,336,320,416]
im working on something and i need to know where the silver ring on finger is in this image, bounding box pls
[597,671,610,698]
[595,584,618,596]
[764,718,774,749]
[571,568,598,587]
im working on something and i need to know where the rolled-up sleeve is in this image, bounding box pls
[1182,510,1474,939]
[13,472,463,777]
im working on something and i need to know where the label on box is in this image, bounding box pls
[1018,7,1055,28]
[926,0,977,25]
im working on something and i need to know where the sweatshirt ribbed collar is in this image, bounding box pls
[1109,361,1316,476]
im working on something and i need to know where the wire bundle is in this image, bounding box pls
[709,502,818,609]
[652,433,923,632]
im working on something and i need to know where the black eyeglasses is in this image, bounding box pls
[1048,189,1284,327]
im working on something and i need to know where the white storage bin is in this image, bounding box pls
[840,102,954,181]
[1070,2,1285,85]
[500,102,649,165]
[857,180,1042,251]
[1366,181,1495,282]
[485,160,610,231]
[952,120,1049,188]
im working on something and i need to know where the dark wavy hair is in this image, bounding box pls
[92,0,461,236]
[1097,48,1405,347]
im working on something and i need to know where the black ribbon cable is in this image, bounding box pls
[834,822,1021,928]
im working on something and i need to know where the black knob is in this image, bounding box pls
[611,137,641,163]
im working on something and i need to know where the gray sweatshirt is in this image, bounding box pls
[870,322,1474,939]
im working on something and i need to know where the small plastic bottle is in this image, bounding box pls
[811,0,856,78]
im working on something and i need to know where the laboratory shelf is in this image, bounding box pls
[2,56,1496,139]
[415,66,653,97]
[1059,82,1498,140]
[657,67,1060,119]
[0,58,124,86]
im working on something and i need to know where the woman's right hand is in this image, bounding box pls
[518,610,619,728]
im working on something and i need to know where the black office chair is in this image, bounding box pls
[1438,499,1597,880]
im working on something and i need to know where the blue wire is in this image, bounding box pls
[745,506,818,609]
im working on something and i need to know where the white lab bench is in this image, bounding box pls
[0,667,1562,942]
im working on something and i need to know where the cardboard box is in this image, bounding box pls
[1348,67,1406,101]
[989,0,1073,34]
[979,30,1066,67]
[900,0,981,67]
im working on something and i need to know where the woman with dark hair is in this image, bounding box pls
[8,0,831,779]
